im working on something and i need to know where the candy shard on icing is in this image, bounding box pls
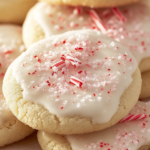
[89,10,107,33]
[70,76,83,88]
[112,7,125,22]
[66,101,150,150]
[119,114,147,123]
[13,30,137,124]
[34,1,150,65]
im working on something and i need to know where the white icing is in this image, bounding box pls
[34,0,150,65]
[34,3,95,37]
[0,25,24,127]
[12,30,137,123]
[66,101,150,150]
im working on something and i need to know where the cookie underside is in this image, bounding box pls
[0,0,37,24]
[0,118,34,147]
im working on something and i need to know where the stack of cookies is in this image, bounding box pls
[1,0,150,150]
[0,0,37,146]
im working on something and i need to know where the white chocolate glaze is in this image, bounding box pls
[12,30,137,123]
[0,25,25,127]
[66,101,150,150]
[34,1,150,65]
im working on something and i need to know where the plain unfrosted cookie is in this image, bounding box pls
[39,0,142,8]
[0,25,34,147]
[0,0,37,24]
[23,1,150,73]
[3,30,141,135]
[140,71,150,99]
[37,101,150,150]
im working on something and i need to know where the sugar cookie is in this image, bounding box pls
[0,0,37,24]
[23,1,150,73]
[3,30,141,134]
[140,71,150,100]
[0,25,34,147]
[39,0,142,8]
[37,101,150,150]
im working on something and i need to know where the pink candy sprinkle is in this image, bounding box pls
[119,114,147,123]
[75,47,83,50]
[74,7,81,15]
[61,55,81,67]
[4,50,13,54]
[112,7,125,22]
[89,10,107,33]
[50,60,65,70]
[70,76,83,88]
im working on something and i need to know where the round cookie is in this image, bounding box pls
[23,1,150,73]
[140,71,150,100]
[37,101,150,150]
[0,25,34,147]
[3,30,141,135]
[0,0,37,24]
[39,0,142,8]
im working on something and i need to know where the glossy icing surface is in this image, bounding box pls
[13,30,137,123]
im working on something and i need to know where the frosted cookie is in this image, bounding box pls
[3,30,141,134]
[37,101,150,150]
[0,25,34,147]
[140,71,150,100]
[38,0,142,8]
[0,0,37,24]
[23,1,150,73]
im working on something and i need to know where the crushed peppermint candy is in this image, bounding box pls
[89,10,107,33]
[112,7,125,22]
[119,114,147,123]
[70,76,83,88]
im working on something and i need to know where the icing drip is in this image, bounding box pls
[66,101,150,150]
[0,25,25,127]
[12,30,137,123]
[34,1,150,65]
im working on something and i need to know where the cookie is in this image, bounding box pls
[37,101,150,150]
[0,25,34,147]
[38,0,142,8]
[0,0,37,24]
[3,30,141,135]
[23,1,150,73]
[140,71,150,100]
[0,119,34,147]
